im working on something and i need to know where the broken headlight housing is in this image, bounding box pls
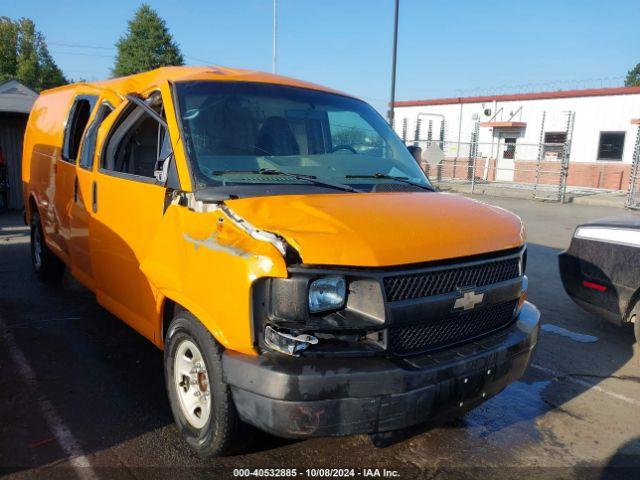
[252,274,387,357]
[264,325,319,355]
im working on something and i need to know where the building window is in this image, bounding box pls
[543,132,566,160]
[597,132,625,161]
[502,137,516,159]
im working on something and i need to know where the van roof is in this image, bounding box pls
[43,65,350,99]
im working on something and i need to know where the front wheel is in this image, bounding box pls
[164,311,244,457]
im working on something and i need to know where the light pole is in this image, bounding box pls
[388,0,399,126]
[272,0,278,74]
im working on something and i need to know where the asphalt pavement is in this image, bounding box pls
[1,196,639,479]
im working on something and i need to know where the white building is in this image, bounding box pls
[394,86,640,190]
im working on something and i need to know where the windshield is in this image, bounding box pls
[174,81,431,192]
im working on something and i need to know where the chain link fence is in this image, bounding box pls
[400,111,577,202]
[408,138,571,201]
[625,124,640,210]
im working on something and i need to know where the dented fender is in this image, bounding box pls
[140,203,289,355]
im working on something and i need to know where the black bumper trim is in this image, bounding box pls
[223,302,540,438]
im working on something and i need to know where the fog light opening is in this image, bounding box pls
[264,325,318,356]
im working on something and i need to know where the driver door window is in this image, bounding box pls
[102,100,168,181]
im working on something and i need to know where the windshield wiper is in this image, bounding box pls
[210,168,360,193]
[344,173,436,191]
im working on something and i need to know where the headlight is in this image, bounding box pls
[308,276,346,313]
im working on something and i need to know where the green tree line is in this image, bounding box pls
[0,4,184,91]
[0,17,67,91]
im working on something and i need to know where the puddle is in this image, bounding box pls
[388,378,557,468]
[541,324,599,343]
[464,380,552,437]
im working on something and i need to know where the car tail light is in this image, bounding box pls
[582,280,607,292]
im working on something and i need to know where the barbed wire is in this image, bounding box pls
[452,76,627,97]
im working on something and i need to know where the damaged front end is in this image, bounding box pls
[167,195,390,358]
[252,269,389,357]
[251,246,529,359]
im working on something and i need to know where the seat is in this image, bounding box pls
[194,104,261,173]
[255,116,300,156]
[129,119,158,177]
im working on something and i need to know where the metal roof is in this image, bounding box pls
[0,79,38,114]
[394,85,640,108]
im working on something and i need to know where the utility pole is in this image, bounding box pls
[388,0,400,126]
[272,0,278,74]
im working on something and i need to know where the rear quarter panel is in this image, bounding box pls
[22,88,75,235]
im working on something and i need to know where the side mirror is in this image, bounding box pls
[407,145,422,164]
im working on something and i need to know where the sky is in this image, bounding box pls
[3,0,639,113]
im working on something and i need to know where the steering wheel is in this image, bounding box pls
[331,145,358,154]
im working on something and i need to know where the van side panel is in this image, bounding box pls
[22,88,76,261]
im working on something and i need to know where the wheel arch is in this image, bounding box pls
[157,291,230,351]
[624,286,640,323]
[27,194,38,224]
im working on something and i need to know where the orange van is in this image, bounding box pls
[22,66,539,456]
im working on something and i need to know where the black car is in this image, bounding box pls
[559,215,640,343]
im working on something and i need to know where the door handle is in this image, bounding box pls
[73,176,79,203]
[92,181,98,213]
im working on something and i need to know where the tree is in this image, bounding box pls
[37,40,67,90]
[625,63,640,87]
[0,18,18,82]
[15,19,39,89]
[0,17,67,91]
[113,4,184,77]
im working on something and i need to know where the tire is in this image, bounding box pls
[30,211,64,283]
[631,302,640,345]
[164,311,244,457]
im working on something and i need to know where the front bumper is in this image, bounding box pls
[223,301,540,439]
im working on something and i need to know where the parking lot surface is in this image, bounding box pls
[1,196,639,479]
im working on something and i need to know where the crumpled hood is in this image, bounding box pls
[224,192,524,267]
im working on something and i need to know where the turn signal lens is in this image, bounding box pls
[264,326,318,356]
[516,276,528,314]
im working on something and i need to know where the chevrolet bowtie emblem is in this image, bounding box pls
[453,290,485,310]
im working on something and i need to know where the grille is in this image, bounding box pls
[384,256,520,302]
[389,300,518,355]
